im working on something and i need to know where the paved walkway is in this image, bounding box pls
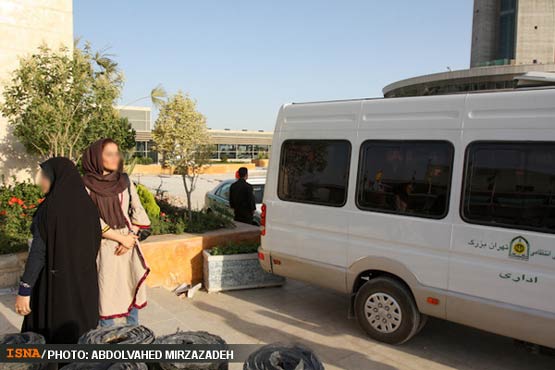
[0,280,553,369]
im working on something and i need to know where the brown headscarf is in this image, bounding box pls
[82,139,129,229]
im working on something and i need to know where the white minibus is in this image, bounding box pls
[258,88,555,347]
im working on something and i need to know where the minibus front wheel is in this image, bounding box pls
[354,276,422,344]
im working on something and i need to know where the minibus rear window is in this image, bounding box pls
[356,140,454,219]
[277,140,351,207]
[462,142,555,233]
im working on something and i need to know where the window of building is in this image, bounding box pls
[210,145,219,159]
[498,0,516,60]
[237,144,254,159]
[277,140,351,207]
[217,144,237,160]
[462,142,555,233]
[253,145,270,158]
[357,141,454,218]
[133,140,158,163]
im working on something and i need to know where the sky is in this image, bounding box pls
[73,1,473,131]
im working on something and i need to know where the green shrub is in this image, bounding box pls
[257,151,269,160]
[135,183,160,221]
[134,156,154,165]
[187,211,234,233]
[0,178,43,255]
[210,241,259,256]
[150,198,234,235]
[220,154,228,163]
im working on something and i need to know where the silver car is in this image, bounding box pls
[204,177,265,225]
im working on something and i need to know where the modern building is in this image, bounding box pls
[118,105,273,162]
[208,129,273,161]
[0,0,74,180]
[383,0,555,98]
[117,106,158,162]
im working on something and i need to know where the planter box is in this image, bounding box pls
[141,223,261,290]
[132,164,175,175]
[188,163,256,175]
[252,159,269,168]
[0,252,28,289]
[203,250,285,292]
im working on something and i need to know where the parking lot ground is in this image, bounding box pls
[131,170,267,210]
[1,279,553,370]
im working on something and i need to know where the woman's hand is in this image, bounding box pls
[119,234,138,249]
[15,295,31,316]
[115,244,131,256]
[114,234,138,256]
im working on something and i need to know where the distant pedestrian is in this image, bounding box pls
[229,167,256,224]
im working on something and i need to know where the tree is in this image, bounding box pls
[152,92,211,219]
[1,42,135,162]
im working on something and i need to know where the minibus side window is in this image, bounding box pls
[277,140,351,207]
[356,140,454,219]
[462,141,555,233]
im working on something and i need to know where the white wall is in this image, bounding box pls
[0,0,73,181]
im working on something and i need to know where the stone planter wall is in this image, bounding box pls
[189,163,256,175]
[0,224,260,291]
[140,223,260,290]
[133,163,256,176]
[203,250,285,292]
[132,164,175,175]
[0,252,28,289]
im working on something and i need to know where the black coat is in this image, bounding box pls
[229,179,256,224]
[21,157,101,344]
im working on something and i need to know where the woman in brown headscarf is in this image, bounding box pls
[82,138,151,327]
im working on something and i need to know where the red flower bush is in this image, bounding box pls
[0,180,42,254]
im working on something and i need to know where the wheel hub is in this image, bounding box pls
[364,293,402,333]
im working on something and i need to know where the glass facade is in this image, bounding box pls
[498,0,516,60]
[211,144,270,161]
[134,140,158,163]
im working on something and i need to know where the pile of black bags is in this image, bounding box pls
[243,343,324,370]
[62,363,147,370]
[153,330,228,370]
[3,326,325,370]
[78,325,155,345]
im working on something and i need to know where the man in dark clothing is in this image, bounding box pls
[229,167,256,224]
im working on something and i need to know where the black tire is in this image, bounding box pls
[354,277,421,345]
[416,313,428,334]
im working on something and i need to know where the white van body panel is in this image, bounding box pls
[262,89,555,347]
[265,101,360,269]
[448,90,555,315]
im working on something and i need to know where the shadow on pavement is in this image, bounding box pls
[206,281,554,370]
[193,300,397,370]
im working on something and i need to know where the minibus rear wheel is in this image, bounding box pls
[354,277,421,344]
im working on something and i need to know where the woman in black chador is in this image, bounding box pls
[14,157,101,343]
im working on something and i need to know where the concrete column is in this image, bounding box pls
[471,0,500,67]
